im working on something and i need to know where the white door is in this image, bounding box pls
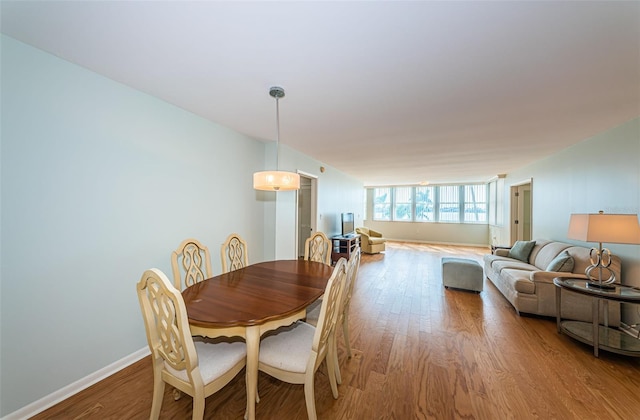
[510,181,532,244]
[296,175,317,258]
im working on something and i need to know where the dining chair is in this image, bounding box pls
[136,268,247,420]
[306,247,361,384]
[257,258,348,420]
[220,233,249,274]
[171,238,213,290]
[303,231,332,265]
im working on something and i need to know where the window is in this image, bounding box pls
[369,184,488,224]
[373,187,391,221]
[393,187,412,221]
[438,185,460,222]
[464,185,487,223]
[415,186,434,221]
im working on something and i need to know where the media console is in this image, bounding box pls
[331,234,360,265]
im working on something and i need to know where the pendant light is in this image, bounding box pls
[253,86,301,191]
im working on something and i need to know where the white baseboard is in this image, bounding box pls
[2,347,150,420]
[386,238,490,248]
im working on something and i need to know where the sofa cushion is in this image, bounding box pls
[545,250,574,272]
[507,240,536,263]
[368,237,386,245]
[491,259,537,274]
[532,242,571,270]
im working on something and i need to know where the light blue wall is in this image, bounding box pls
[273,143,364,259]
[499,118,640,323]
[257,143,365,261]
[0,34,365,417]
[1,34,268,414]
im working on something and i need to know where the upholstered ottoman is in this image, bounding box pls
[442,257,483,293]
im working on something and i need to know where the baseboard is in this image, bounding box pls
[386,238,490,248]
[2,347,150,420]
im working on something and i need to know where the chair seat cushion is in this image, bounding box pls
[165,340,246,383]
[259,321,315,373]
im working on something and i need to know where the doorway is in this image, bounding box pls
[510,180,532,244]
[296,173,318,258]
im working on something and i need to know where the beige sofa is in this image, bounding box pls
[356,227,386,254]
[484,239,620,325]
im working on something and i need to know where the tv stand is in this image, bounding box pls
[331,234,360,265]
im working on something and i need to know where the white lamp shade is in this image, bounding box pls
[567,213,640,245]
[253,171,301,191]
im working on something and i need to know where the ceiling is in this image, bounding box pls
[2,1,638,186]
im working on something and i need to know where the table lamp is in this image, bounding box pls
[567,211,640,290]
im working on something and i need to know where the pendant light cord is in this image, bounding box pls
[275,94,280,170]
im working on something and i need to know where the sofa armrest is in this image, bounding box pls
[494,248,510,257]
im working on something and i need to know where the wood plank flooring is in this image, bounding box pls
[30,242,640,419]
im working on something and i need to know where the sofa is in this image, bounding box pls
[483,239,620,325]
[356,227,386,254]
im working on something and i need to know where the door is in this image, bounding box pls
[296,174,317,258]
[510,181,532,244]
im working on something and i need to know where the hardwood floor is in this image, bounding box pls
[31,242,640,419]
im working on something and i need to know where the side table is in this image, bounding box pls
[554,277,640,357]
[331,234,360,265]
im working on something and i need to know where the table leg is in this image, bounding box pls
[592,298,599,357]
[555,285,562,333]
[245,326,260,420]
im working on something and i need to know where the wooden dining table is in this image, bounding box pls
[182,259,334,420]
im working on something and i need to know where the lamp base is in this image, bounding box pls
[586,281,616,291]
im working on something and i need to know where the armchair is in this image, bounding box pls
[355,227,386,254]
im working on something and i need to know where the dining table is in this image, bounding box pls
[181,259,334,420]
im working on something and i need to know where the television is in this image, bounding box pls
[341,212,355,237]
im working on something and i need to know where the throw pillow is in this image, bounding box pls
[546,250,575,272]
[507,240,536,263]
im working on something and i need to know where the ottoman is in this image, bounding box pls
[442,257,483,293]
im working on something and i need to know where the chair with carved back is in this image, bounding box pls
[136,268,246,419]
[303,231,332,266]
[305,247,361,384]
[220,233,249,274]
[171,238,213,290]
[257,258,347,420]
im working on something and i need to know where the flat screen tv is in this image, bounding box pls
[341,212,355,237]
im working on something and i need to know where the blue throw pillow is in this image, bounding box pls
[546,250,575,272]
[507,240,536,263]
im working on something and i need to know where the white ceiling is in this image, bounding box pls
[2,1,638,186]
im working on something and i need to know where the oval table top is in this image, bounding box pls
[182,260,334,329]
